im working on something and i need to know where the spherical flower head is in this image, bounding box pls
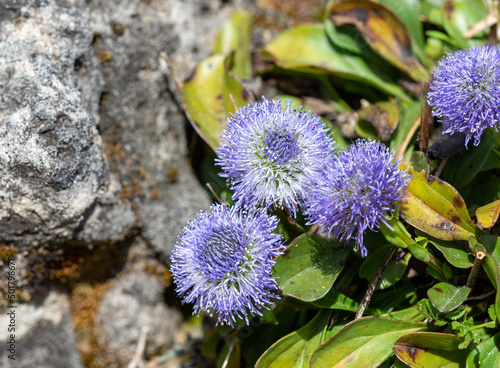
[305,140,409,257]
[170,203,285,327]
[215,97,336,216]
[428,46,500,146]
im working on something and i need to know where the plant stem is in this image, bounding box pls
[466,251,485,289]
[355,245,398,320]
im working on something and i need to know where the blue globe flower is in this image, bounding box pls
[170,203,285,326]
[216,97,336,216]
[305,140,409,256]
[428,46,500,146]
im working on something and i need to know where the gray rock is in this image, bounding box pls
[0,1,136,247]
[0,289,84,368]
[96,238,181,367]
[88,0,215,261]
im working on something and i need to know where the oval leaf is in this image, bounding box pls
[310,317,432,368]
[328,0,429,81]
[476,199,500,229]
[416,230,474,269]
[213,10,252,79]
[255,310,330,368]
[398,166,478,241]
[182,54,251,149]
[427,282,471,313]
[273,234,350,302]
[466,332,500,368]
[394,332,468,368]
[263,23,410,101]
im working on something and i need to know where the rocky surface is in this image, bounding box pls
[0,2,109,246]
[88,0,223,261]
[0,0,249,366]
[95,238,181,367]
[0,289,84,368]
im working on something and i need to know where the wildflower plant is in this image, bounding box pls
[170,203,285,326]
[428,46,500,146]
[216,97,336,216]
[306,140,409,256]
[176,2,500,367]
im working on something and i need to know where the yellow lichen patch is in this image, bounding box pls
[70,282,112,368]
[164,267,172,288]
[167,167,178,183]
[0,245,17,262]
[150,188,159,199]
[51,259,81,284]
[96,50,112,63]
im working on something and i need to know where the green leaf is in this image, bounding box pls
[310,317,432,368]
[466,332,500,368]
[183,54,251,149]
[481,148,500,172]
[482,235,500,265]
[312,288,361,313]
[427,282,471,313]
[263,24,411,101]
[273,234,350,302]
[390,100,421,161]
[394,332,468,368]
[398,166,479,241]
[479,250,500,323]
[410,151,430,174]
[442,130,495,190]
[255,309,331,368]
[327,0,429,81]
[213,10,252,79]
[442,0,489,49]
[482,252,500,291]
[324,18,364,54]
[359,244,410,289]
[476,200,500,229]
[421,0,447,26]
[417,230,474,269]
[383,306,427,322]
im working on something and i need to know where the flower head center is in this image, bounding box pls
[198,229,251,283]
[263,130,299,165]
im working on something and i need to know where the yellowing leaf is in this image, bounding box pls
[214,10,253,79]
[476,199,500,229]
[398,166,478,241]
[328,0,429,81]
[182,54,251,149]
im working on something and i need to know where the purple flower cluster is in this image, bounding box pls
[305,140,409,256]
[170,203,285,326]
[216,97,336,216]
[428,46,500,146]
[173,98,410,327]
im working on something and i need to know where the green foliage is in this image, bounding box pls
[180,1,500,367]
